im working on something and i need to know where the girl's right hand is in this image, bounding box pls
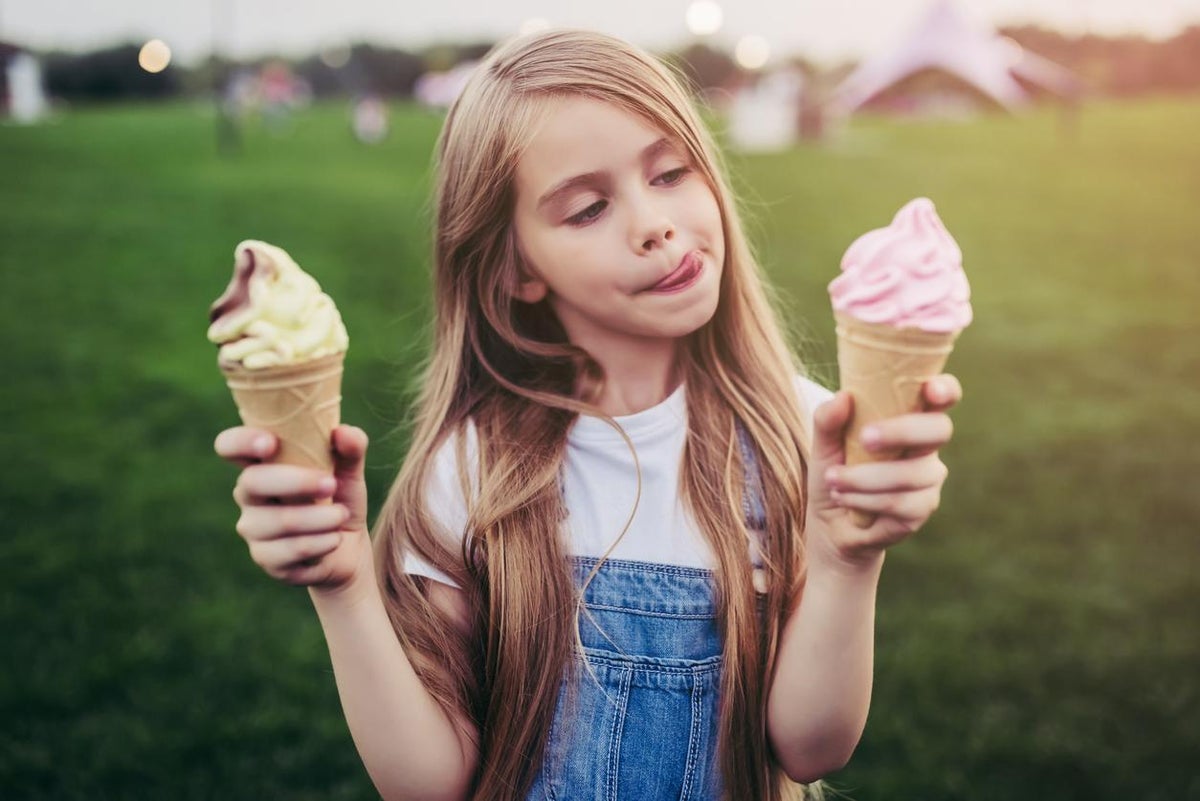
[214,424,374,595]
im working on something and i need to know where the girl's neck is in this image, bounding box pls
[584,340,683,418]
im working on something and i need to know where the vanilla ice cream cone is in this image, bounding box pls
[221,352,344,471]
[208,240,349,473]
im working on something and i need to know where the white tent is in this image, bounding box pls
[829,0,1080,115]
[7,53,49,123]
[2,44,49,124]
[728,68,805,152]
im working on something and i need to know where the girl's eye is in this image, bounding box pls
[653,166,690,185]
[567,200,607,226]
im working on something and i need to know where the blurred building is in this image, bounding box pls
[727,67,806,152]
[829,0,1081,118]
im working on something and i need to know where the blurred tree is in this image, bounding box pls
[293,57,346,98]
[43,44,180,101]
[180,54,239,97]
[345,44,424,97]
[664,42,738,93]
[24,25,1200,105]
[1161,26,1200,91]
[419,41,494,73]
[1000,24,1200,97]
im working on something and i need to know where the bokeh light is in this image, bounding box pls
[686,1,723,36]
[319,45,350,69]
[138,39,171,73]
[735,35,770,70]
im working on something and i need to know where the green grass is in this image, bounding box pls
[2,95,1197,800]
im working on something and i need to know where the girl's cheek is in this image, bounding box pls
[681,184,722,229]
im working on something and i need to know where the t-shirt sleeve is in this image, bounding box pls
[794,373,835,425]
[402,422,478,589]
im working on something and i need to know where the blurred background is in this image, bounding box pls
[1,1,1197,799]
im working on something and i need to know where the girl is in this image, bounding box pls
[215,29,962,801]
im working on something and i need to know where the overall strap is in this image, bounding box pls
[734,419,768,529]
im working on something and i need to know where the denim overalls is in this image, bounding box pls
[524,424,767,801]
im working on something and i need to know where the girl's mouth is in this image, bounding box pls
[647,251,704,293]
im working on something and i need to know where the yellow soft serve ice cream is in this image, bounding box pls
[207,240,348,369]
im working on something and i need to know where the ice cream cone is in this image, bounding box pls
[835,311,957,527]
[220,351,344,472]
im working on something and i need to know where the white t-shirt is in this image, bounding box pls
[404,375,835,588]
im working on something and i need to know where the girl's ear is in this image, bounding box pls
[514,275,548,304]
[509,234,548,303]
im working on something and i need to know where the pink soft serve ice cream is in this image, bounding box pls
[828,197,972,333]
[828,198,972,527]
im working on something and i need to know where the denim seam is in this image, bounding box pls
[579,650,722,674]
[543,700,562,801]
[605,666,632,801]
[584,602,714,620]
[571,556,717,578]
[680,665,707,801]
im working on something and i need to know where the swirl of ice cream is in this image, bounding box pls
[207,240,348,369]
[828,198,972,333]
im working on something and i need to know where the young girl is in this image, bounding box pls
[215,29,962,801]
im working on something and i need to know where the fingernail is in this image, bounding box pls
[253,435,272,455]
[824,467,840,484]
[318,476,337,493]
[861,427,881,446]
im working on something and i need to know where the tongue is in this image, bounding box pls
[659,264,690,289]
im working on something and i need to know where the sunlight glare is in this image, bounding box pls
[686,1,723,36]
[138,39,171,74]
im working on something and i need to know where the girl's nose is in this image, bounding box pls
[641,225,674,252]
[635,209,675,252]
[629,186,675,252]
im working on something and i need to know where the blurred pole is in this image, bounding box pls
[212,0,241,156]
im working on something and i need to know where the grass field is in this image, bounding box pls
[1,94,1197,800]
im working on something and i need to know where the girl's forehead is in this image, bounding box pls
[517,96,680,179]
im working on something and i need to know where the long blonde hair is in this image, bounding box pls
[374,29,821,801]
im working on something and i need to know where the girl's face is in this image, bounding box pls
[511,96,725,363]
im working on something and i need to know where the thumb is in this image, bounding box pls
[809,391,853,502]
[331,424,370,529]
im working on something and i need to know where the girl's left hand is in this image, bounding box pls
[805,374,962,570]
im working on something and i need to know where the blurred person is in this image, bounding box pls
[214,29,962,801]
[259,60,306,133]
[352,94,389,144]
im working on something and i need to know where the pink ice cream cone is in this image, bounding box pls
[828,198,972,527]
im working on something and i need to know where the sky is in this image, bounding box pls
[3,0,1200,67]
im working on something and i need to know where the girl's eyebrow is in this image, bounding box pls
[536,137,677,211]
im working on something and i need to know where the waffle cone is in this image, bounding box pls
[220,352,344,472]
[835,312,958,526]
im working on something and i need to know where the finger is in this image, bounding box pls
[332,424,369,480]
[921,374,962,413]
[811,391,853,465]
[331,424,370,530]
[214,427,278,466]
[896,442,949,460]
[860,412,953,454]
[236,503,351,543]
[830,484,941,522]
[826,455,948,493]
[249,532,343,576]
[234,463,338,506]
[278,557,340,587]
